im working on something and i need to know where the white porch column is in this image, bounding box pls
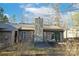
[11,30,15,45]
[60,32,63,42]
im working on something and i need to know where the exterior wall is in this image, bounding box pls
[19,30,34,43]
[43,31,63,42]
[18,30,63,43]
[0,31,12,48]
[0,30,63,47]
[43,31,55,42]
[64,29,79,39]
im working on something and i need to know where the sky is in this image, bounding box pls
[0,3,79,27]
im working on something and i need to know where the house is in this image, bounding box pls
[16,23,64,42]
[64,27,79,40]
[0,23,17,48]
[0,23,64,48]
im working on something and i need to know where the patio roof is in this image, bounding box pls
[0,23,64,31]
[15,23,64,31]
[0,23,17,31]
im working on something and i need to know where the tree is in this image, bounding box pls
[11,14,16,23]
[53,4,61,27]
[0,7,9,23]
[3,15,8,23]
[71,12,79,27]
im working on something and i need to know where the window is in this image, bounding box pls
[52,33,55,39]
